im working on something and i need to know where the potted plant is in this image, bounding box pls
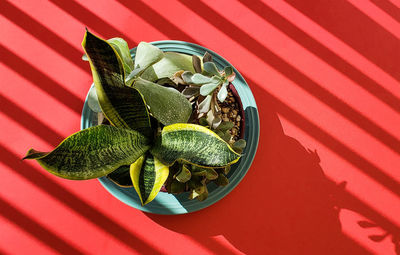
[24,31,257,210]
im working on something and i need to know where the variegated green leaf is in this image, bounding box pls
[141,52,195,82]
[150,124,241,167]
[134,42,164,69]
[130,154,169,205]
[107,165,132,187]
[82,31,152,137]
[23,125,150,180]
[134,78,192,125]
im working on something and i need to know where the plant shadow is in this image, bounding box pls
[147,95,372,254]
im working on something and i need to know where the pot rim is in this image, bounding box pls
[81,40,259,214]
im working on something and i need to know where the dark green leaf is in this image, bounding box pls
[214,173,229,186]
[232,139,246,153]
[170,179,185,193]
[82,31,152,137]
[216,121,234,132]
[24,125,150,180]
[107,165,132,187]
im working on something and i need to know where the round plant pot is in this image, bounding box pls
[81,41,259,214]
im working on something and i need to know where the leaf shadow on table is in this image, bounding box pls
[146,95,373,255]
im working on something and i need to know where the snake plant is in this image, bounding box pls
[24,31,241,206]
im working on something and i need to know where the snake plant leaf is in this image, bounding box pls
[107,165,132,187]
[130,154,169,205]
[23,125,150,180]
[203,62,221,77]
[108,37,135,73]
[83,37,134,74]
[134,42,164,69]
[134,78,192,125]
[150,124,241,167]
[141,52,195,82]
[82,31,152,137]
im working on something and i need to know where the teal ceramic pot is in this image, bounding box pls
[81,41,259,214]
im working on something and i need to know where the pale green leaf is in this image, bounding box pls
[134,78,192,125]
[134,42,164,69]
[217,84,228,102]
[108,37,135,73]
[141,52,195,82]
[107,165,132,187]
[191,73,211,84]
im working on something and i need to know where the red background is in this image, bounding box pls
[1,0,400,254]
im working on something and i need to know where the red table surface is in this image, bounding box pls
[1,0,400,254]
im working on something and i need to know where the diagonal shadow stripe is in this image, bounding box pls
[371,0,400,23]
[0,0,89,74]
[1,94,62,147]
[239,0,400,114]
[0,145,163,254]
[119,0,400,196]
[176,0,400,156]
[116,0,195,43]
[247,79,400,198]
[0,196,84,255]
[0,44,84,115]
[48,0,136,46]
[284,0,400,82]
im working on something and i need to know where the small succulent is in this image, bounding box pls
[24,31,245,205]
